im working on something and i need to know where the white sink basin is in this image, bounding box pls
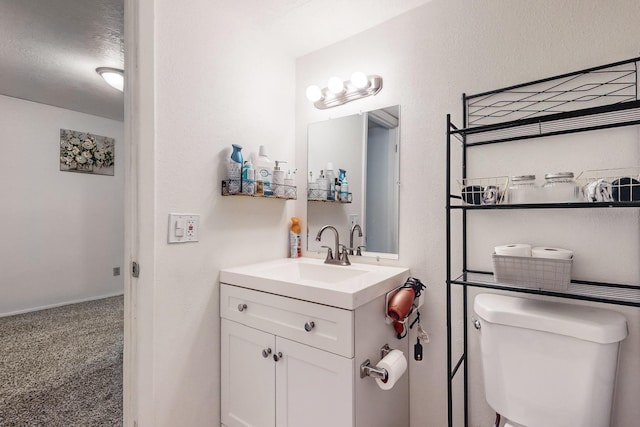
[220,257,410,309]
[259,261,370,284]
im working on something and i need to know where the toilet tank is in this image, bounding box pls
[474,294,627,427]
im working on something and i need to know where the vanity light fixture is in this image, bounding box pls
[306,72,383,109]
[96,67,124,92]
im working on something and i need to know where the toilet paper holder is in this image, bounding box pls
[360,344,392,380]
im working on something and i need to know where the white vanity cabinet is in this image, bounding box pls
[220,284,355,427]
[220,260,411,427]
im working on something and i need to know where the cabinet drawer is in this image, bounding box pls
[220,284,354,358]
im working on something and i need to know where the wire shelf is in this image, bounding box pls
[221,180,297,200]
[466,58,639,127]
[452,271,640,307]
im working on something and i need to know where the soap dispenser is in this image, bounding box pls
[273,160,287,197]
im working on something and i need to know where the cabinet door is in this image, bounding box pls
[275,337,354,427]
[221,319,276,427]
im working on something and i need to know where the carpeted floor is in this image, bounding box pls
[0,296,123,426]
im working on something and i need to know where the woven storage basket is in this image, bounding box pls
[492,254,572,291]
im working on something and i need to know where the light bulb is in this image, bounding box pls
[328,76,345,94]
[305,85,323,102]
[96,67,124,92]
[351,71,369,89]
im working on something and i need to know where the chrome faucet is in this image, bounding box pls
[349,223,364,256]
[315,225,350,265]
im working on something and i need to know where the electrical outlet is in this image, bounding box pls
[113,267,120,276]
[168,213,200,243]
[349,214,360,226]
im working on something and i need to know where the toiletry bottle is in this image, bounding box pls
[284,169,296,199]
[325,162,336,200]
[316,170,328,200]
[335,168,345,200]
[241,160,254,195]
[272,160,287,197]
[290,217,302,258]
[254,145,273,196]
[227,144,243,193]
[339,169,349,201]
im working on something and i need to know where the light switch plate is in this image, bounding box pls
[168,213,200,243]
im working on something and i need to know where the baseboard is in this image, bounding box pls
[0,291,125,318]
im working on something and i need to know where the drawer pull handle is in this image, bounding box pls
[262,348,272,358]
[304,321,315,332]
[273,352,283,362]
[237,303,248,312]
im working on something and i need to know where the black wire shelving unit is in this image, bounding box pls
[446,57,640,427]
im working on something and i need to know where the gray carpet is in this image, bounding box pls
[0,296,123,426]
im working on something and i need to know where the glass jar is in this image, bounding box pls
[542,172,580,202]
[508,175,538,204]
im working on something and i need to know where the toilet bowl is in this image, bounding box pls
[474,293,627,427]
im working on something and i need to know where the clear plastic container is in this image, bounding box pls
[542,172,580,202]
[508,175,538,204]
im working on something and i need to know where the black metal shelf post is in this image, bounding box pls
[446,57,640,427]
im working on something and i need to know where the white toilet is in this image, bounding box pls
[474,293,628,427]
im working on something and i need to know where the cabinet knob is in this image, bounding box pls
[304,321,315,332]
[273,352,283,362]
[262,348,272,358]
[237,303,247,312]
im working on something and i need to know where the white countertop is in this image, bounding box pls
[219,257,410,310]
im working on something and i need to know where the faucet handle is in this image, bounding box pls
[338,244,351,265]
[356,245,366,256]
[320,245,334,261]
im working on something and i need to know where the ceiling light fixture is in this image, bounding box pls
[305,72,382,110]
[96,67,124,92]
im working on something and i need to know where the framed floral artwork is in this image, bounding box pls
[59,129,115,176]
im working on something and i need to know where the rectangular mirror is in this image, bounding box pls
[307,105,400,258]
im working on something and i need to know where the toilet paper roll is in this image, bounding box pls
[494,243,532,257]
[375,349,407,391]
[532,246,573,259]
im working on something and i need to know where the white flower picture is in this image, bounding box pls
[60,129,115,176]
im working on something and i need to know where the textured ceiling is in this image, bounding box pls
[0,0,431,122]
[0,0,124,120]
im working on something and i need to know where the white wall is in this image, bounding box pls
[133,0,640,426]
[133,1,297,425]
[0,94,124,316]
[295,1,640,426]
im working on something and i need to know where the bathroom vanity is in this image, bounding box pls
[219,257,410,427]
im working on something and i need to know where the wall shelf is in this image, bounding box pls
[449,201,640,210]
[446,57,640,427]
[221,180,297,200]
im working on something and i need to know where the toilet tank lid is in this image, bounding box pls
[474,294,628,344]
